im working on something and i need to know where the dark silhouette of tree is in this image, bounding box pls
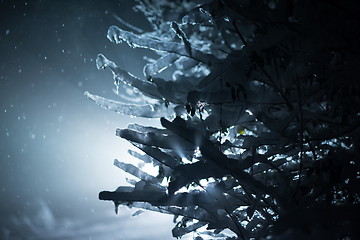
[86,0,360,239]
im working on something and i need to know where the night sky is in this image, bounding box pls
[0,0,174,239]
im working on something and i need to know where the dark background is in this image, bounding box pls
[0,0,174,239]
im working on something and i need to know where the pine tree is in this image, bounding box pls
[86,0,360,239]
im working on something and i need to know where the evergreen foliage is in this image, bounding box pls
[86,0,360,239]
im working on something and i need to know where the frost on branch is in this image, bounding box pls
[84,91,172,118]
[87,0,360,239]
[107,25,216,65]
[143,53,179,78]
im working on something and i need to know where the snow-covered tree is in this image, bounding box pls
[86,0,360,239]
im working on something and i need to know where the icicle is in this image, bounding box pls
[114,81,119,95]
[114,201,120,214]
